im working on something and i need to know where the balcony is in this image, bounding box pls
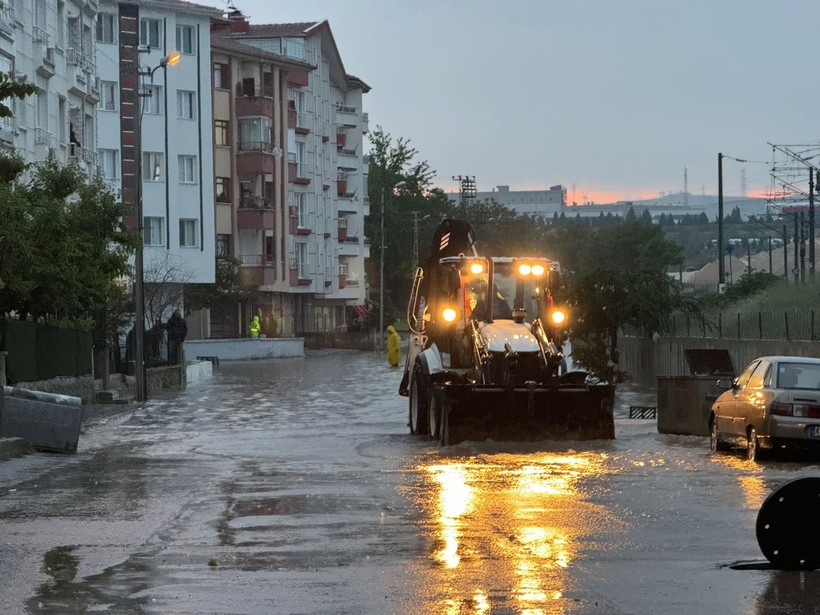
[237,197,274,230]
[236,94,274,118]
[239,254,276,286]
[237,141,280,177]
[337,237,362,256]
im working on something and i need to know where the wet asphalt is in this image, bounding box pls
[1,349,820,614]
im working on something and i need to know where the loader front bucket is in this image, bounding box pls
[439,384,615,446]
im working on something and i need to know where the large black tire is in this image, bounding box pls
[427,388,440,440]
[408,363,429,435]
[710,418,729,453]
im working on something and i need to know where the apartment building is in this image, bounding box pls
[218,11,371,336]
[208,17,315,338]
[0,0,99,175]
[96,0,220,322]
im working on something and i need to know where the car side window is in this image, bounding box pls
[746,361,769,389]
[735,360,761,389]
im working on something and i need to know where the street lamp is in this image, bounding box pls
[133,51,181,402]
[379,180,406,346]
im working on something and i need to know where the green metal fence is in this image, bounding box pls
[0,317,92,384]
[624,309,818,341]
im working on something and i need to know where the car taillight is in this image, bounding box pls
[771,402,794,416]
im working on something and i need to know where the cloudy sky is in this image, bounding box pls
[232,0,820,203]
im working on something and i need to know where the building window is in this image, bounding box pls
[216,234,231,257]
[100,149,118,179]
[144,216,164,246]
[178,155,196,183]
[143,152,163,181]
[95,12,116,44]
[293,191,308,228]
[141,85,162,115]
[99,81,117,111]
[179,219,198,248]
[296,242,309,279]
[176,90,196,119]
[238,117,271,150]
[176,24,194,54]
[282,37,306,60]
[139,18,161,49]
[213,62,229,89]
[215,176,231,202]
[214,119,229,146]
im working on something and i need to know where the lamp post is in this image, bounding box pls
[133,51,180,402]
[379,180,406,346]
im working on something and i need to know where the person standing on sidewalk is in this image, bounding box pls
[166,310,187,364]
[249,315,261,338]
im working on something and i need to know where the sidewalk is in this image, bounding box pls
[0,399,136,460]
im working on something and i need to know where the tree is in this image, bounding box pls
[366,127,448,326]
[561,218,701,382]
[0,153,136,323]
[0,71,37,118]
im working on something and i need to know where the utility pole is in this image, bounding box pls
[718,153,725,290]
[811,169,816,278]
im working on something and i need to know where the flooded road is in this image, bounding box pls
[1,350,820,614]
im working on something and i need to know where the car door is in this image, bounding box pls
[734,359,770,433]
[719,360,761,444]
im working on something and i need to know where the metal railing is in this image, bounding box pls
[623,308,820,341]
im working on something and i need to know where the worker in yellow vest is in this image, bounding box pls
[249,315,261,338]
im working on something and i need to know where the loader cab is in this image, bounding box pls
[489,258,566,330]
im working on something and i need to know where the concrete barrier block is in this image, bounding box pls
[0,386,82,453]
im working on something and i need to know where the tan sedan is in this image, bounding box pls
[709,355,820,461]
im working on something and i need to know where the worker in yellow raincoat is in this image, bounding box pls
[386,325,401,367]
[249,315,261,338]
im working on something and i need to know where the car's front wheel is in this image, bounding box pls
[710,419,729,453]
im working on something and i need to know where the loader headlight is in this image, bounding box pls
[469,262,484,275]
[531,264,546,276]
[550,309,566,326]
[442,307,458,322]
[518,263,532,276]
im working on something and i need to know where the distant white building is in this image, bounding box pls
[450,184,567,218]
[97,0,220,305]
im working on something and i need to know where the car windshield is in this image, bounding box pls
[777,362,820,390]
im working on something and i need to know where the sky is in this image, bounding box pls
[230,0,820,204]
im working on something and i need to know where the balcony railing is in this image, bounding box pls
[239,254,275,266]
[0,3,14,33]
[33,25,50,45]
[335,103,357,114]
[239,195,271,208]
[238,141,275,152]
[67,47,96,75]
[70,144,98,166]
[339,147,357,157]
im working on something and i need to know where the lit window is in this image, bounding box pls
[214,119,229,146]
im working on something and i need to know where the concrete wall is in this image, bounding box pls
[620,335,820,437]
[183,337,304,361]
[619,335,820,387]
[186,360,213,386]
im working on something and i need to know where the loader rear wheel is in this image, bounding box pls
[409,363,429,435]
[428,388,441,440]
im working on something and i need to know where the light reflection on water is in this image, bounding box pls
[423,451,610,613]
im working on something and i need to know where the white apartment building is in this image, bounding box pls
[0,0,99,175]
[96,0,220,311]
[220,17,370,335]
